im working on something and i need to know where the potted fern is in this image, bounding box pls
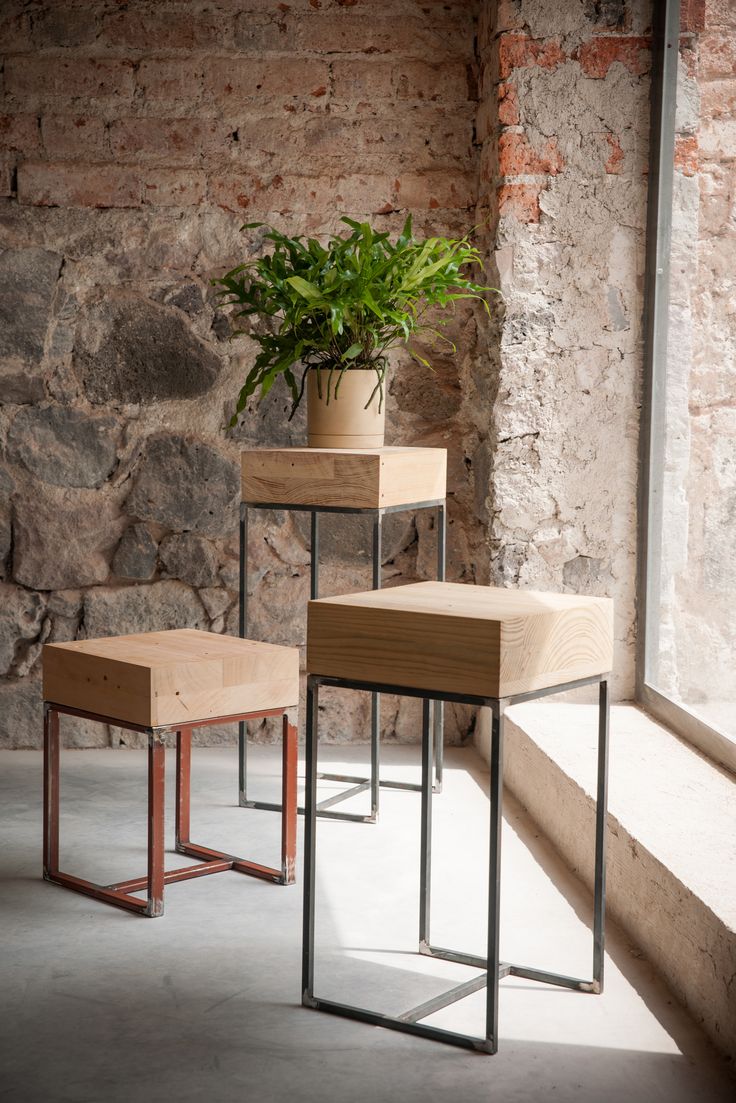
[213,216,491,448]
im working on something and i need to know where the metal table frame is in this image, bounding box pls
[43,701,298,918]
[302,672,610,1053]
[239,498,446,823]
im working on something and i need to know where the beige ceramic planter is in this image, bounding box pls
[307,368,385,449]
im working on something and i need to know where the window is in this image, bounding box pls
[639,0,736,773]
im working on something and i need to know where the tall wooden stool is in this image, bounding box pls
[303,581,613,1053]
[42,629,299,917]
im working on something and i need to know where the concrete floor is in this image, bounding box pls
[1,742,733,1103]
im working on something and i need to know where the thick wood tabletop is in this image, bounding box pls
[43,628,299,728]
[241,446,447,510]
[307,581,613,700]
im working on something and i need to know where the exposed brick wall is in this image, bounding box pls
[0,0,483,747]
[477,0,654,698]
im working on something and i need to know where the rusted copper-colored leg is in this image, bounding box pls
[147,735,165,917]
[43,706,60,879]
[176,728,192,849]
[281,714,298,885]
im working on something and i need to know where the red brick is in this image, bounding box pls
[0,114,40,156]
[498,131,564,177]
[498,83,520,126]
[674,134,699,176]
[103,9,225,50]
[17,162,141,208]
[700,80,736,122]
[203,58,330,105]
[232,112,472,173]
[603,132,625,173]
[476,100,495,143]
[31,6,100,47]
[0,155,15,197]
[497,182,541,222]
[680,0,706,32]
[209,172,397,216]
[109,118,233,166]
[699,31,736,79]
[0,8,34,53]
[136,60,206,110]
[704,0,736,28]
[499,34,566,79]
[41,116,108,161]
[395,171,476,210]
[208,172,263,212]
[575,36,651,78]
[295,14,469,58]
[331,59,471,103]
[4,57,135,109]
[142,170,206,207]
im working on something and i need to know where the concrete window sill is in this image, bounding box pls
[477,701,736,1064]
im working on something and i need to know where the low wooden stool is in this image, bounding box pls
[303,581,613,1053]
[42,629,299,917]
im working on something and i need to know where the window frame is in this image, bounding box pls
[637,0,736,776]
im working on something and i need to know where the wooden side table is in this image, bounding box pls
[303,581,613,1052]
[239,447,447,823]
[42,629,300,916]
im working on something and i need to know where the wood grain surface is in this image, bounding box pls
[241,446,447,509]
[307,581,613,699]
[43,628,300,727]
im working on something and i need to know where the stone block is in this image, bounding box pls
[7,406,121,488]
[13,485,123,591]
[126,434,239,538]
[159,532,220,588]
[200,587,232,621]
[0,674,43,749]
[0,583,46,676]
[82,580,208,639]
[74,298,221,404]
[0,247,61,363]
[112,524,158,581]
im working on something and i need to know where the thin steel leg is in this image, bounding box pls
[370,513,382,819]
[311,510,319,600]
[302,678,319,1006]
[419,697,433,948]
[43,706,60,879]
[593,679,609,991]
[485,704,504,1054]
[238,504,248,805]
[147,735,166,918]
[176,727,192,849]
[281,713,298,885]
[433,503,446,792]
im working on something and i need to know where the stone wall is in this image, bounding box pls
[478,0,653,698]
[655,0,736,735]
[0,0,665,747]
[0,0,484,747]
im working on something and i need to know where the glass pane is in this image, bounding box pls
[648,23,736,740]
